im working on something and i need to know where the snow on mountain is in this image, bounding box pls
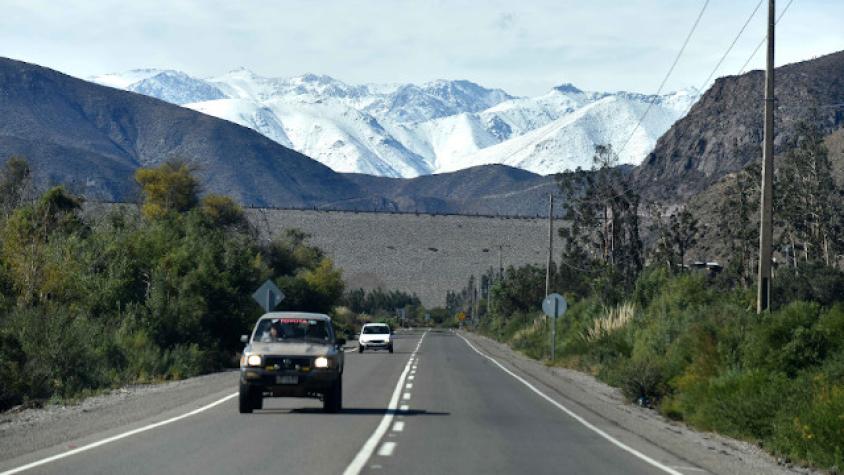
[89,69,164,89]
[128,71,227,105]
[437,92,695,174]
[187,98,294,149]
[90,69,699,177]
[364,80,514,125]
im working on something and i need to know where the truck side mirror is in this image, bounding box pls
[240,334,249,343]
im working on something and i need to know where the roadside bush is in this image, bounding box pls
[771,378,844,468]
[774,263,844,308]
[682,369,797,440]
[745,302,829,376]
[610,358,668,407]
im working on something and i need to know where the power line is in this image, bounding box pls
[695,0,764,95]
[673,0,769,120]
[615,0,711,158]
[492,1,711,170]
[738,0,795,74]
[556,0,779,210]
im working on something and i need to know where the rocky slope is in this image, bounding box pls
[634,50,844,201]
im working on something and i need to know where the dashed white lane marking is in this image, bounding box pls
[399,404,409,412]
[672,467,707,472]
[402,392,411,400]
[343,331,427,475]
[456,333,684,475]
[408,375,415,381]
[392,421,405,432]
[377,442,396,457]
[0,392,239,475]
[405,383,413,389]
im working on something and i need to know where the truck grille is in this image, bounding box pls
[263,356,311,370]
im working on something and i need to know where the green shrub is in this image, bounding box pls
[609,358,668,407]
[745,302,829,376]
[771,377,844,468]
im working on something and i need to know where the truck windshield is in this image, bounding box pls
[253,318,331,343]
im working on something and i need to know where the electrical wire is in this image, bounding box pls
[738,0,796,74]
[695,0,764,96]
[615,0,711,158]
[488,0,711,171]
[568,0,793,208]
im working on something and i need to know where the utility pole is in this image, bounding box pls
[486,278,491,316]
[757,0,775,314]
[498,245,503,280]
[545,194,554,298]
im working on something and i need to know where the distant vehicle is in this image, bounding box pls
[358,323,393,353]
[239,312,346,414]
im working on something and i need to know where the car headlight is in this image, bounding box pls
[246,354,262,367]
[314,356,330,368]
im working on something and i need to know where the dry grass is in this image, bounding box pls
[582,302,636,342]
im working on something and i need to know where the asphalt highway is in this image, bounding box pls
[0,329,708,475]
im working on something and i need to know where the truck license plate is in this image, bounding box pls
[277,375,298,385]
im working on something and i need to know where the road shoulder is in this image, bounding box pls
[460,331,817,475]
[0,371,238,463]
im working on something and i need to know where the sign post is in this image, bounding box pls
[542,293,567,361]
[252,280,285,313]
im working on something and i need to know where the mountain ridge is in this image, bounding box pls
[89,67,698,178]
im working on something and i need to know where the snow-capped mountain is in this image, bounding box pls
[90,69,698,177]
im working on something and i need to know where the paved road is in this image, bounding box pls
[1,330,706,475]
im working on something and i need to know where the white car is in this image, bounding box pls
[358,323,393,353]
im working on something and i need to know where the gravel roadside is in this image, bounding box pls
[460,331,820,475]
[0,370,239,463]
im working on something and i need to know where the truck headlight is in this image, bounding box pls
[314,356,330,368]
[246,354,262,367]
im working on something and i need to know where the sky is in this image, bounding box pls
[2,0,842,96]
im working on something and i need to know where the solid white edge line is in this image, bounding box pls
[456,333,684,475]
[0,392,239,475]
[343,330,427,475]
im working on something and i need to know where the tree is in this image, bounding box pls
[135,160,200,219]
[557,144,643,297]
[0,157,32,218]
[649,205,699,273]
[200,194,249,230]
[776,121,842,269]
[716,165,759,286]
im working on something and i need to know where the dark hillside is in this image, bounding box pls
[0,57,363,206]
[343,164,561,216]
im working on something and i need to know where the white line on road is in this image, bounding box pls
[343,331,427,475]
[400,404,409,412]
[392,421,405,432]
[408,375,415,381]
[402,392,411,400]
[0,392,239,475]
[405,383,413,389]
[456,333,685,475]
[377,442,397,457]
